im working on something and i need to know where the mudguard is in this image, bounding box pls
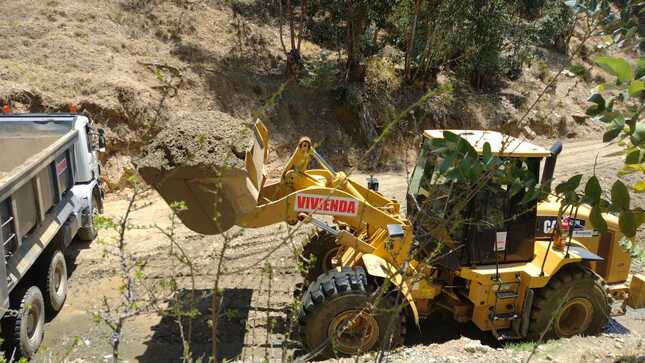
[628,274,645,309]
[361,253,420,325]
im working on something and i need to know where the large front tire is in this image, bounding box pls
[300,231,339,284]
[528,266,610,340]
[299,267,405,359]
[3,286,46,358]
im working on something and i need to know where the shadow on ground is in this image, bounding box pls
[136,288,253,363]
[405,311,501,348]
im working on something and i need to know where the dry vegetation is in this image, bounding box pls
[0,0,613,187]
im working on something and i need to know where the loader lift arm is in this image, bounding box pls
[240,123,414,267]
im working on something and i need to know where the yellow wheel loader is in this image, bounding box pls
[143,121,644,358]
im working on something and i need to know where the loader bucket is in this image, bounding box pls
[138,121,269,235]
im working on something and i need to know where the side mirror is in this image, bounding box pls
[98,128,106,153]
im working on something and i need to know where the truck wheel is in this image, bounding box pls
[3,286,45,358]
[528,266,609,340]
[41,250,68,314]
[300,231,338,284]
[299,267,405,358]
[77,194,99,241]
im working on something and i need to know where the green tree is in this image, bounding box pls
[557,0,643,256]
[389,0,544,87]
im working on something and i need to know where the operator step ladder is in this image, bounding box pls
[490,278,521,321]
[488,275,536,340]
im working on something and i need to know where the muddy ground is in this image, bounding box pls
[33,139,644,363]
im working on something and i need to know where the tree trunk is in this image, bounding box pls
[287,0,296,51]
[404,0,422,81]
[372,26,379,47]
[277,0,287,54]
[345,3,368,82]
[279,0,303,78]
[296,0,307,51]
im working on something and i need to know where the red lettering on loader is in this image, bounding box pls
[294,193,358,217]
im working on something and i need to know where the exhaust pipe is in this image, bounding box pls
[540,140,563,185]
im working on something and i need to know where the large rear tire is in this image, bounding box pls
[77,193,99,242]
[528,266,610,340]
[300,231,339,284]
[3,286,46,358]
[40,250,68,315]
[299,267,405,359]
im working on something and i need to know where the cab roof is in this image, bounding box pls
[423,129,551,158]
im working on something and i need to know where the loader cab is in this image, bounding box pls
[407,130,554,269]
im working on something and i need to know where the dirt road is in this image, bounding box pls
[34,139,643,362]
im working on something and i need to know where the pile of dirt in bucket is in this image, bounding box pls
[135,111,256,235]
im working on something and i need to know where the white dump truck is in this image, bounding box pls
[0,113,104,357]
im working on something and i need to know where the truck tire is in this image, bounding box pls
[41,250,68,314]
[3,286,45,358]
[77,194,99,241]
[528,266,610,340]
[300,231,339,284]
[299,267,405,358]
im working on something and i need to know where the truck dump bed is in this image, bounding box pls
[0,123,68,179]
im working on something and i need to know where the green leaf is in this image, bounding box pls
[482,142,493,162]
[635,210,645,228]
[594,56,634,83]
[611,180,630,210]
[555,174,583,194]
[603,127,623,142]
[625,149,641,164]
[586,104,603,116]
[510,182,523,197]
[630,121,645,146]
[637,58,645,79]
[634,180,645,193]
[443,131,460,144]
[603,115,625,142]
[590,205,608,233]
[598,111,622,124]
[605,96,616,112]
[626,117,637,135]
[628,80,645,96]
[584,176,602,204]
[457,138,477,158]
[588,92,605,106]
[619,210,637,238]
[586,93,606,116]
[595,83,606,93]
[439,155,454,174]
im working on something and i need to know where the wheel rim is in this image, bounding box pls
[321,247,340,273]
[26,301,41,341]
[54,261,64,295]
[555,297,593,337]
[90,206,98,232]
[328,309,379,355]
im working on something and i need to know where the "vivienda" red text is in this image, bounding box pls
[295,194,358,216]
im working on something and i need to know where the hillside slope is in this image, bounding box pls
[1,0,612,190]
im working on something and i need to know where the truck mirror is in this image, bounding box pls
[98,128,106,153]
